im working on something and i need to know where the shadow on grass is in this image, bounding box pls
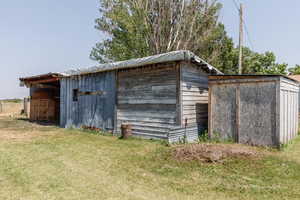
[16,117,59,127]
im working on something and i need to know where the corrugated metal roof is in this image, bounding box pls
[19,50,222,83]
[19,73,63,82]
[61,50,222,76]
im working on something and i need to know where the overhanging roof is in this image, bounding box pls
[19,73,63,87]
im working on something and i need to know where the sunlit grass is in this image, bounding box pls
[0,116,299,200]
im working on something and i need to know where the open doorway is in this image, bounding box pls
[20,73,61,124]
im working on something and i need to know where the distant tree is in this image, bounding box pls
[288,65,300,75]
[223,48,288,75]
[90,0,234,71]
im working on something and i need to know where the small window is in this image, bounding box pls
[73,89,78,102]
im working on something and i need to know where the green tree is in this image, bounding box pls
[90,0,288,75]
[225,48,288,75]
[90,0,233,69]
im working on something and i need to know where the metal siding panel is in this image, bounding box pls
[60,78,66,127]
[62,72,116,131]
[279,79,299,145]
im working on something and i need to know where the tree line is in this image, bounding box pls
[90,0,300,75]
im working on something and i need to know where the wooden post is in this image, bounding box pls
[176,63,182,127]
[113,70,118,135]
[238,3,243,74]
[208,84,212,139]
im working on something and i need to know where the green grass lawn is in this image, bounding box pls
[0,116,300,200]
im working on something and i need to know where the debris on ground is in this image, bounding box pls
[172,143,261,163]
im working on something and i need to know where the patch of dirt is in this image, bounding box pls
[172,143,262,163]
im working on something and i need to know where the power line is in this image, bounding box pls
[232,0,240,11]
[244,23,255,50]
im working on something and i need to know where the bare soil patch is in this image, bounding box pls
[173,143,262,163]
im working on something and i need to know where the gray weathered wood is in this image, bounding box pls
[209,75,299,147]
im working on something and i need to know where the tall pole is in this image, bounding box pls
[238,3,243,74]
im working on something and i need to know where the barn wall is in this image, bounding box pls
[181,63,209,129]
[209,76,299,147]
[165,63,210,143]
[116,63,179,140]
[279,78,299,145]
[60,72,116,130]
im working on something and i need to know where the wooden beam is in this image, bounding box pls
[25,77,60,85]
[28,83,59,89]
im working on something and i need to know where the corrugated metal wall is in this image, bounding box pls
[60,72,116,130]
[279,78,299,144]
[209,76,299,147]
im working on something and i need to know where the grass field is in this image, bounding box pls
[0,115,300,200]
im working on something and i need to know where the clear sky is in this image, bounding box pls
[0,0,299,99]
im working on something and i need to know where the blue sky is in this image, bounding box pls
[0,0,299,99]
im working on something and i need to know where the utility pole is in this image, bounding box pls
[238,3,243,74]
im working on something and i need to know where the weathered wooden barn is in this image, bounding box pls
[209,75,299,147]
[20,50,221,142]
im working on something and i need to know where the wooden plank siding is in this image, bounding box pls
[116,64,178,140]
[181,63,209,129]
[60,72,116,131]
[166,63,210,143]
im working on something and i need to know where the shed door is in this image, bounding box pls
[238,82,276,146]
[78,72,116,130]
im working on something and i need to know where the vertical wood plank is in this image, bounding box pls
[208,84,212,139]
[176,63,182,126]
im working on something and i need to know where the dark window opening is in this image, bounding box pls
[73,89,78,102]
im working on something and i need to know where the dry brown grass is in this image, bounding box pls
[172,143,261,163]
[0,102,23,117]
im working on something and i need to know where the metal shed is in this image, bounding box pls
[208,75,299,147]
[20,50,222,143]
